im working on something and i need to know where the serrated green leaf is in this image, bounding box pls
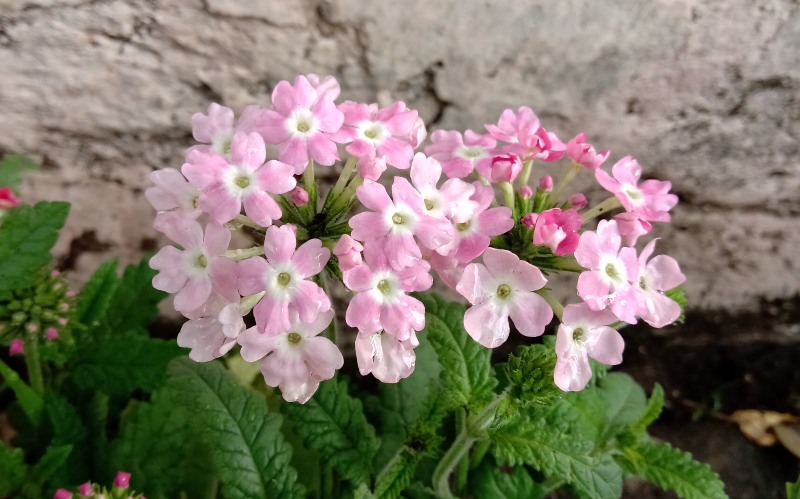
[110,391,191,498]
[104,257,166,334]
[72,335,183,396]
[787,476,800,499]
[373,446,422,499]
[0,358,44,424]
[31,444,73,483]
[0,154,39,192]
[470,460,538,499]
[0,444,27,496]
[416,293,497,410]
[43,393,89,485]
[0,201,69,294]
[617,441,726,499]
[354,482,377,499]
[283,377,380,485]
[166,358,300,499]
[492,416,623,499]
[73,260,120,329]
[503,344,562,410]
[627,383,664,437]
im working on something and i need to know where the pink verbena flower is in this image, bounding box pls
[336,101,418,179]
[191,103,260,156]
[257,75,344,171]
[182,132,296,226]
[333,234,363,272]
[424,129,496,179]
[595,156,678,223]
[305,73,341,102]
[145,168,201,218]
[574,220,642,324]
[477,153,522,183]
[177,293,244,361]
[238,309,343,403]
[456,248,553,348]
[635,239,686,327]
[238,225,331,335]
[150,215,237,315]
[349,179,453,269]
[614,212,652,247]
[554,303,624,391]
[408,153,476,224]
[79,483,93,496]
[436,182,514,263]
[533,208,582,256]
[485,106,540,145]
[518,127,566,162]
[0,187,21,209]
[53,489,73,499]
[569,193,588,209]
[355,330,417,383]
[566,133,609,170]
[343,241,429,341]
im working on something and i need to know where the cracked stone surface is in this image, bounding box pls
[1,0,799,312]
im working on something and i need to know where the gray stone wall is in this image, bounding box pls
[2,0,799,312]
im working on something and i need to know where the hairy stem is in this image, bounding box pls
[581,196,622,224]
[232,214,265,232]
[518,160,534,187]
[536,288,564,320]
[24,334,44,395]
[223,246,264,261]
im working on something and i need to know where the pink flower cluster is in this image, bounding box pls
[54,471,140,499]
[148,75,686,401]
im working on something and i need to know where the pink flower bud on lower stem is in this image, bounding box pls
[46,327,59,340]
[53,490,73,499]
[79,483,93,496]
[291,187,309,206]
[569,193,588,209]
[517,185,533,199]
[114,471,132,488]
[538,175,554,192]
[9,339,24,355]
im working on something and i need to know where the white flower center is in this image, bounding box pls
[223,165,256,196]
[622,184,644,206]
[211,131,234,155]
[370,271,401,304]
[357,120,389,145]
[598,255,627,287]
[385,205,418,235]
[286,108,318,138]
[265,264,299,301]
[456,145,487,160]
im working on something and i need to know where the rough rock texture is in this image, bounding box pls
[1,0,799,312]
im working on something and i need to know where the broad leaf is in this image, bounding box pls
[167,358,301,499]
[0,201,69,294]
[44,393,89,485]
[417,293,497,410]
[105,257,166,334]
[373,446,422,499]
[283,377,380,485]
[626,383,665,438]
[470,460,539,499]
[787,476,800,499]
[73,260,120,330]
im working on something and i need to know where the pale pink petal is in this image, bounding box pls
[271,80,299,115]
[356,181,394,211]
[230,132,267,169]
[155,213,205,249]
[178,317,236,362]
[577,271,611,310]
[588,327,624,365]
[648,255,685,291]
[454,233,490,264]
[192,103,234,143]
[303,337,344,380]
[254,295,291,335]
[204,221,231,256]
[554,354,592,392]
[309,133,340,166]
[349,212,389,242]
[291,280,331,323]
[410,153,442,191]
[237,326,280,362]
[476,207,514,237]
[463,300,510,348]
[378,137,414,169]
[279,138,310,170]
[641,292,681,328]
[575,230,602,269]
[296,309,335,337]
[346,292,382,334]
[211,257,240,302]
[414,217,454,251]
[342,264,374,292]
[384,234,422,269]
[174,277,213,314]
[243,190,281,227]
[256,109,291,144]
[292,239,330,278]
[508,292,553,337]
[263,225,297,264]
[238,257,268,295]
[314,98,345,133]
[257,160,297,194]
[200,183,242,224]
[182,152,228,189]
[455,262,493,304]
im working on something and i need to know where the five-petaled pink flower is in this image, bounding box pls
[456,248,553,348]
[533,208,582,256]
[566,133,609,170]
[595,156,678,223]
[190,103,261,156]
[424,129,496,179]
[408,153,476,224]
[355,329,417,383]
[635,239,686,327]
[145,168,201,219]
[177,292,244,362]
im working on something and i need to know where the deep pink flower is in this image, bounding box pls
[436,182,514,264]
[145,168,201,218]
[9,339,23,355]
[237,309,343,403]
[554,303,623,391]
[191,103,261,156]
[183,132,296,226]
[566,133,609,170]
[477,153,523,183]
[456,248,553,348]
[79,483,93,496]
[53,489,73,499]
[409,153,476,224]
[343,241,429,341]
[333,234,363,272]
[595,156,678,223]
[635,239,686,327]
[0,187,20,210]
[485,106,540,145]
[574,220,642,324]
[355,330,417,383]
[517,127,566,162]
[256,75,344,171]
[177,293,243,362]
[424,129,497,179]
[533,208,582,256]
[614,212,652,247]
[45,327,59,340]
[238,225,331,335]
[521,213,537,229]
[114,471,131,488]
[349,179,453,269]
[150,215,237,315]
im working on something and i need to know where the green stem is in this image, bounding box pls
[89,392,109,478]
[455,409,469,495]
[500,181,515,211]
[551,162,584,201]
[303,159,316,194]
[469,439,490,470]
[581,196,622,224]
[536,289,564,320]
[222,246,264,261]
[330,156,358,200]
[432,394,505,497]
[0,357,43,423]
[329,174,364,216]
[24,333,44,395]
[233,214,265,232]
[518,160,534,187]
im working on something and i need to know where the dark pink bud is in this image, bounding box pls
[46,327,59,340]
[114,471,132,488]
[291,187,309,206]
[517,185,533,199]
[79,483,93,496]
[569,193,588,209]
[521,213,538,228]
[0,187,20,210]
[53,490,73,499]
[538,175,553,192]
[9,339,24,355]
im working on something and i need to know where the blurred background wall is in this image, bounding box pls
[2,0,799,312]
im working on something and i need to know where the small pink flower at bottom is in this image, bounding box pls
[237,309,343,403]
[333,234,363,272]
[554,303,624,391]
[0,187,21,209]
[9,339,24,355]
[53,489,73,499]
[635,239,686,328]
[355,330,417,383]
[456,248,553,348]
[614,212,652,247]
[114,471,131,488]
[79,482,93,496]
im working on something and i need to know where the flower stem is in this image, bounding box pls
[303,159,315,194]
[500,181,515,211]
[330,156,358,199]
[551,162,584,201]
[24,334,44,395]
[223,246,264,261]
[581,196,622,224]
[536,288,564,320]
[518,160,534,187]
[232,214,265,232]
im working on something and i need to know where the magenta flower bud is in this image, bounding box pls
[569,193,588,209]
[46,327,59,340]
[114,471,132,488]
[9,339,24,355]
[517,185,533,199]
[291,187,309,206]
[521,213,538,229]
[53,490,73,499]
[79,483,93,496]
[0,187,20,210]
[478,153,522,182]
[538,175,553,192]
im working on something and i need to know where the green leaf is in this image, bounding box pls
[0,444,27,496]
[72,335,183,396]
[0,154,39,192]
[470,461,538,499]
[0,201,70,294]
[283,377,380,485]
[354,483,377,499]
[43,393,89,485]
[417,293,497,410]
[787,476,800,499]
[627,383,665,437]
[30,444,73,483]
[492,416,623,499]
[166,358,300,499]
[0,358,44,424]
[502,344,562,411]
[104,257,166,334]
[73,260,120,330]
[110,391,192,498]
[617,441,726,499]
[373,446,422,499]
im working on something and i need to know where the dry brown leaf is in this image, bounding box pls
[775,424,800,458]
[728,409,799,446]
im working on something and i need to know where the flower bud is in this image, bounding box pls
[53,489,73,499]
[46,327,59,340]
[538,175,553,192]
[333,235,364,272]
[517,185,533,199]
[9,339,24,356]
[480,153,522,182]
[0,187,20,210]
[520,213,538,228]
[569,193,588,209]
[79,483,93,496]
[114,471,132,489]
[291,187,309,206]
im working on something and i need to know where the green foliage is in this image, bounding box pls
[72,334,183,397]
[0,444,27,496]
[417,293,497,410]
[501,344,562,412]
[283,377,380,486]
[0,154,39,192]
[0,201,70,295]
[470,459,539,499]
[0,357,44,424]
[43,393,89,485]
[73,260,120,330]
[665,286,687,324]
[166,358,301,499]
[625,383,665,438]
[492,415,623,499]
[373,446,422,499]
[617,441,727,499]
[787,476,800,499]
[105,257,166,334]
